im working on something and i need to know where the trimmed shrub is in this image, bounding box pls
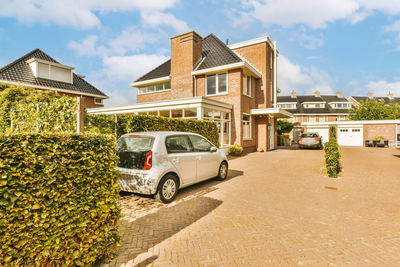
[324,126,341,178]
[229,144,243,154]
[0,133,120,266]
[87,114,220,147]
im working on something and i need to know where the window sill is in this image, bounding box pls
[243,94,253,98]
[243,138,253,141]
[206,92,228,97]
[138,89,171,95]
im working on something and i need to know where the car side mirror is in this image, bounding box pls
[210,147,218,152]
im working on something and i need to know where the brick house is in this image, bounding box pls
[277,91,352,123]
[348,92,400,107]
[89,31,291,152]
[0,49,107,108]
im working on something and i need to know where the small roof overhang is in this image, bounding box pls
[250,108,293,118]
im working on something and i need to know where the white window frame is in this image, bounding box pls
[308,116,316,123]
[137,82,171,95]
[242,113,252,140]
[337,115,347,121]
[330,102,351,109]
[206,72,228,96]
[244,75,252,97]
[278,103,297,109]
[319,115,328,122]
[303,102,326,108]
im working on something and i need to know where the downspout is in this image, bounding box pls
[193,75,197,96]
[273,41,277,108]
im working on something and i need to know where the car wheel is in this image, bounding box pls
[155,174,178,203]
[299,145,303,149]
[216,161,228,181]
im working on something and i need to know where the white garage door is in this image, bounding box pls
[338,126,363,146]
[306,127,329,144]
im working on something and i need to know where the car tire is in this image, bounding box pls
[155,174,178,204]
[216,161,228,181]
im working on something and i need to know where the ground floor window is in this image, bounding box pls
[243,114,252,140]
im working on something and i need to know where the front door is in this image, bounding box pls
[165,135,197,185]
[269,116,275,150]
[188,135,218,180]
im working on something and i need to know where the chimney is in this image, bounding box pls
[387,92,394,99]
[170,31,202,97]
[336,92,343,98]
[314,91,321,97]
[367,92,374,99]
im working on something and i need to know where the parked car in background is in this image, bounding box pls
[116,132,228,203]
[298,132,323,149]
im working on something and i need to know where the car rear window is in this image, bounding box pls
[116,135,154,169]
[301,133,318,138]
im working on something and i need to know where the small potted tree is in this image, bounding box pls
[229,144,243,156]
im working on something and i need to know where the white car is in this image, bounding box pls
[116,131,228,203]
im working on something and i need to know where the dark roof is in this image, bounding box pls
[0,49,107,97]
[194,34,242,70]
[134,33,243,83]
[351,96,400,104]
[277,94,351,114]
[135,59,171,82]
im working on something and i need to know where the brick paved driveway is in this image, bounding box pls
[106,147,400,266]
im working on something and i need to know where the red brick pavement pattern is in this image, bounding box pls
[104,147,400,266]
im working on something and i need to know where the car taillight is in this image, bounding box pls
[315,137,321,141]
[144,151,152,170]
[298,138,303,141]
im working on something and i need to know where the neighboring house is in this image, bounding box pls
[89,31,291,152]
[302,120,400,147]
[348,93,400,107]
[0,49,107,108]
[277,91,352,123]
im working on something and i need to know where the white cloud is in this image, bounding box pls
[290,27,324,49]
[141,11,189,33]
[278,55,334,95]
[366,79,400,96]
[232,0,400,29]
[0,0,183,30]
[102,54,169,81]
[68,27,158,56]
[67,35,107,57]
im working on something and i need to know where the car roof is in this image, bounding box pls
[121,131,202,138]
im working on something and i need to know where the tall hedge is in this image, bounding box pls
[324,126,341,178]
[87,114,220,147]
[0,134,120,266]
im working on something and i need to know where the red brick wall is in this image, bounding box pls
[52,91,103,108]
[232,42,274,109]
[364,124,397,146]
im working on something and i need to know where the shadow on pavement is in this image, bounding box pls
[393,154,400,158]
[105,195,223,266]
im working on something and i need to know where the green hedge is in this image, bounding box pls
[0,134,120,266]
[324,126,341,178]
[87,114,220,147]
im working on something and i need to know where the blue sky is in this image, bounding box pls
[2,0,400,106]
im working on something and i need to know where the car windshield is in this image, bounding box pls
[301,133,318,138]
[117,136,154,153]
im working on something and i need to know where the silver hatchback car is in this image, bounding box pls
[116,132,228,203]
[298,132,323,149]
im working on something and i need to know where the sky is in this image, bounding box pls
[2,0,400,107]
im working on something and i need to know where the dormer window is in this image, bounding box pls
[278,103,297,109]
[138,82,171,95]
[27,58,74,84]
[330,103,351,109]
[303,103,325,108]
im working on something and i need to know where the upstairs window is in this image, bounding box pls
[244,75,252,97]
[278,103,297,109]
[94,98,103,104]
[29,60,73,84]
[308,116,316,123]
[206,73,227,95]
[303,103,325,108]
[138,82,171,95]
[331,103,351,109]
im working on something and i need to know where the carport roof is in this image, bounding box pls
[250,108,293,118]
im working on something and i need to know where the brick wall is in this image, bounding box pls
[364,124,397,146]
[232,42,274,109]
[54,91,103,108]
